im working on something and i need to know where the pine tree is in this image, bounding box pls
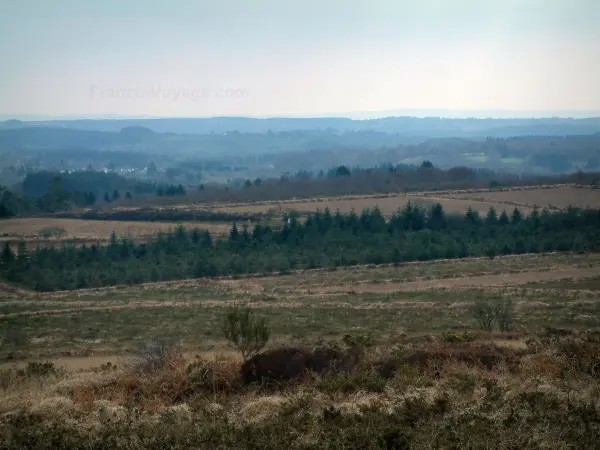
[485,207,498,225]
[1,242,14,266]
[511,208,523,224]
[229,223,240,243]
[498,210,510,225]
[428,203,447,230]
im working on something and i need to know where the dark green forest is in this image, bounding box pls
[0,170,188,217]
[4,163,597,220]
[2,203,599,292]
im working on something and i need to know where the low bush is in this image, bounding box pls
[222,305,270,361]
[23,362,57,378]
[6,333,600,448]
[440,331,476,343]
[240,342,365,385]
[316,367,387,393]
[375,345,517,378]
[186,357,241,393]
[125,338,184,374]
[240,347,311,384]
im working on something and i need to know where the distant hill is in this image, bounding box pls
[2,116,600,138]
[1,122,599,177]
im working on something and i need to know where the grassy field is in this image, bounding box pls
[1,251,600,448]
[1,252,598,363]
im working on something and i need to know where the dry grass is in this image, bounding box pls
[1,251,599,367]
[2,333,600,449]
[93,184,591,222]
[224,252,600,294]
[0,218,232,241]
[453,186,600,209]
[212,194,530,216]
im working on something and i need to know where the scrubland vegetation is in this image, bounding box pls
[1,248,600,448]
[2,319,600,448]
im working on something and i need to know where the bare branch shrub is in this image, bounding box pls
[472,298,496,332]
[39,226,67,240]
[4,326,28,347]
[495,299,515,332]
[125,338,183,374]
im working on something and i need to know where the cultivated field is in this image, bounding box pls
[0,218,233,242]
[453,186,600,209]
[189,185,597,217]
[5,185,590,246]
[213,194,530,216]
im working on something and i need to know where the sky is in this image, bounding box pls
[1,0,599,119]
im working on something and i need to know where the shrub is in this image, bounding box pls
[495,299,515,332]
[239,343,364,385]
[440,331,476,344]
[484,247,497,259]
[342,329,375,353]
[38,226,66,240]
[310,342,361,375]
[472,298,495,332]
[126,338,183,374]
[3,327,28,347]
[186,357,241,393]
[23,361,57,377]
[240,347,311,384]
[316,369,387,393]
[221,305,270,361]
[376,346,513,378]
[100,362,117,372]
[5,362,59,382]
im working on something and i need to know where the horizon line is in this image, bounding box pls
[2,108,600,122]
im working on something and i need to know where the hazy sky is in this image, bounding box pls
[1,0,599,118]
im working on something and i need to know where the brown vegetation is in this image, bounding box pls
[453,186,600,209]
[3,331,600,448]
[0,217,232,243]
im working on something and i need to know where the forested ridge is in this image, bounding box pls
[4,163,598,220]
[2,203,599,292]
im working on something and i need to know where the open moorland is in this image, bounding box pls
[1,251,600,448]
[1,252,600,361]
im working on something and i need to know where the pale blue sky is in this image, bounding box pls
[1,0,599,118]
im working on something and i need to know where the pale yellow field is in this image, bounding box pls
[213,194,530,216]
[453,187,600,209]
[0,218,232,241]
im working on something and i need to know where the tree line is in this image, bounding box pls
[1,203,599,291]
